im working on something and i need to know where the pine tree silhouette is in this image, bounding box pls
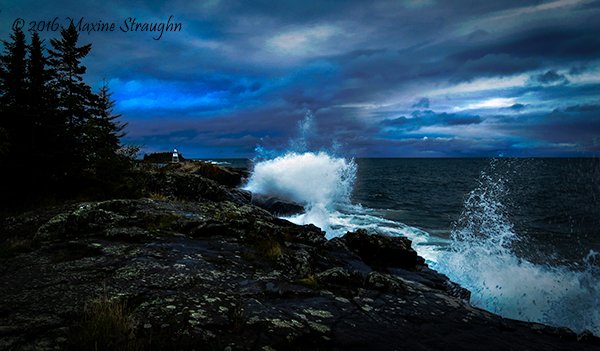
[28,31,63,181]
[0,27,28,161]
[88,82,128,179]
[49,23,96,179]
[0,26,134,210]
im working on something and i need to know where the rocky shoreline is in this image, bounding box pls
[0,162,598,350]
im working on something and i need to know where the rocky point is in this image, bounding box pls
[0,162,598,350]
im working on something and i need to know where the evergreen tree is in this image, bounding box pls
[48,23,94,176]
[0,27,135,209]
[28,32,63,179]
[28,32,53,111]
[0,27,28,160]
[0,28,31,205]
[0,28,27,108]
[89,82,126,172]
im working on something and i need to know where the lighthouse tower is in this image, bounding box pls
[172,149,180,163]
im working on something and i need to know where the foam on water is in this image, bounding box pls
[245,151,357,235]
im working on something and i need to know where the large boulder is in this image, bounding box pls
[342,229,425,270]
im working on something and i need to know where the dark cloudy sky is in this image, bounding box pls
[2,0,600,157]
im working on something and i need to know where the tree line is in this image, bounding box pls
[0,23,135,209]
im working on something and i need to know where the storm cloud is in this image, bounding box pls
[2,0,599,157]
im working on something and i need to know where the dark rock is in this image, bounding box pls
[159,160,248,187]
[322,237,374,276]
[365,271,407,294]
[1,195,599,350]
[313,267,364,292]
[388,266,472,300]
[316,267,352,285]
[342,229,425,270]
[191,163,248,187]
[140,170,251,204]
[251,194,305,216]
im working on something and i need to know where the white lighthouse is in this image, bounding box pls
[172,148,180,163]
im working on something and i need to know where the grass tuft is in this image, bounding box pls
[148,192,169,201]
[297,274,319,289]
[68,294,140,351]
[255,239,283,259]
[228,300,246,332]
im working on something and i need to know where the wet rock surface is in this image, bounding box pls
[250,194,305,216]
[1,170,599,350]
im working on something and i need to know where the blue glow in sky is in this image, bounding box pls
[2,0,600,157]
